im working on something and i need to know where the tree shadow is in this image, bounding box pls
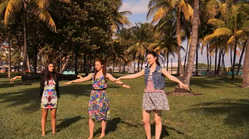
[0,84,92,112]
[187,99,249,126]
[94,117,140,136]
[0,80,36,89]
[56,116,83,132]
[150,124,183,139]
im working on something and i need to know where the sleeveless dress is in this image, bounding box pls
[41,79,58,109]
[88,75,110,121]
[143,75,169,111]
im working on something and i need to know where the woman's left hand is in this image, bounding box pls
[122,84,131,88]
[179,83,190,91]
[77,75,83,79]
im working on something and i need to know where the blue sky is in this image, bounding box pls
[120,0,240,67]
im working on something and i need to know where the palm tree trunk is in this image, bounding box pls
[206,44,209,71]
[183,0,199,86]
[167,52,169,71]
[230,47,233,67]
[184,40,189,70]
[137,54,140,72]
[34,47,38,74]
[177,50,183,76]
[242,37,249,87]
[83,54,88,76]
[26,54,31,72]
[8,40,11,78]
[22,1,27,84]
[232,42,237,79]
[74,48,78,75]
[195,44,198,76]
[237,40,247,76]
[214,47,218,77]
[217,49,223,76]
[222,51,226,72]
[113,55,115,72]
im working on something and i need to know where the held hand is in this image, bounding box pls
[122,84,130,88]
[64,81,72,85]
[179,83,190,91]
[116,77,121,81]
[115,80,123,84]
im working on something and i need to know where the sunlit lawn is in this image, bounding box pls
[0,74,249,139]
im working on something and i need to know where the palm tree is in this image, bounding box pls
[109,0,132,32]
[203,3,248,79]
[183,0,199,86]
[127,23,154,72]
[147,0,193,76]
[0,0,69,76]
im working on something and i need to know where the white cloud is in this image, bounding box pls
[120,0,150,14]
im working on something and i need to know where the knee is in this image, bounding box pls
[42,114,47,119]
[143,119,150,125]
[51,114,56,119]
[154,117,162,125]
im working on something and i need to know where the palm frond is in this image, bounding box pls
[207,19,226,28]
[38,9,56,32]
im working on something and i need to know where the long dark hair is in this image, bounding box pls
[94,58,107,81]
[44,63,57,85]
[146,51,161,66]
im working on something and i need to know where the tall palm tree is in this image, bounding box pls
[109,0,132,32]
[183,0,199,86]
[0,0,69,76]
[204,3,247,79]
[147,0,193,76]
[127,23,154,72]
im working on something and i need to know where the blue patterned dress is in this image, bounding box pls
[88,75,110,121]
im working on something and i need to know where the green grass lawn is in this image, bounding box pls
[0,75,249,139]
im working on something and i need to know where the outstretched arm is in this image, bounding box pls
[106,73,130,88]
[64,73,92,85]
[117,69,145,80]
[10,74,41,83]
[10,76,22,83]
[161,69,190,91]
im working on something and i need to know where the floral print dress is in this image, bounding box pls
[41,79,58,109]
[88,75,110,121]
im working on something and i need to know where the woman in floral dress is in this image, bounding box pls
[10,63,82,136]
[65,58,130,139]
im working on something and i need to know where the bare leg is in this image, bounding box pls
[99,120,106,138]
[41,109,48,136]
[88,117,94,139]
[143,110,151,139]
[50,109,57,134]
[153,110,162,139]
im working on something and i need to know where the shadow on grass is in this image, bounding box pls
[187,99,249,126]
[93,117,182,139]
[0,81,126,113]
[56,116,83,132]
[164,76,243,90]
[94,117,141,136]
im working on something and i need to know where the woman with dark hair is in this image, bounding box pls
[10,63,82,136]
[117,51,189,139]
[64,58,130,139]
